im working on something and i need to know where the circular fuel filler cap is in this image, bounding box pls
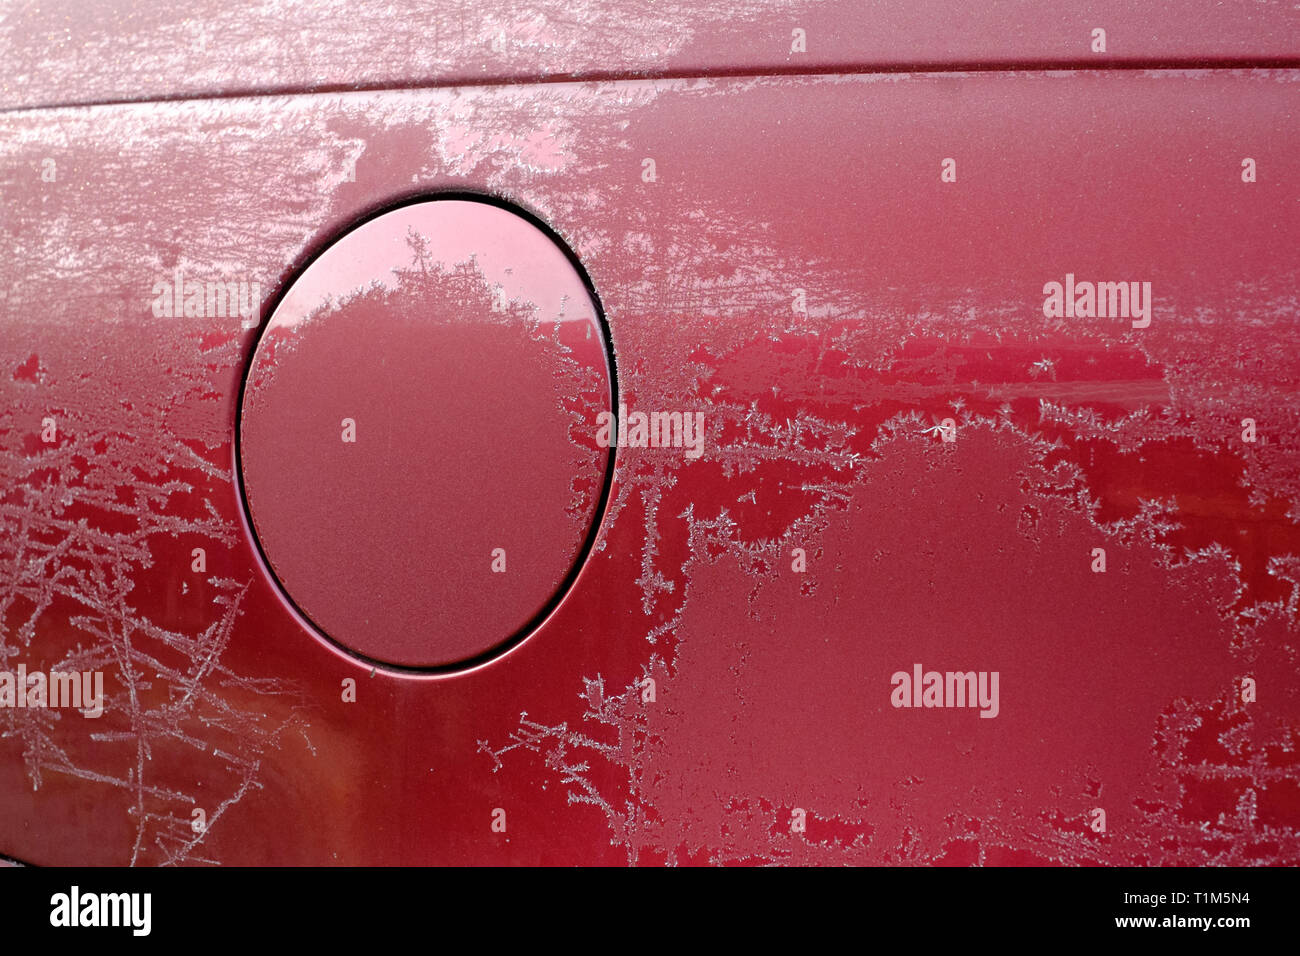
[238,198,613,670]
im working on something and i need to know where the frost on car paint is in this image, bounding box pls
[1,67,1297,864]
[6,0,1300,110]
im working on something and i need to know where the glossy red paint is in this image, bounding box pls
[0,7,1298,866]
[239,199,612,669]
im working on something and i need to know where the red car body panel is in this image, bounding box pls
[1,5,1298,865]
[6,0,1300,110]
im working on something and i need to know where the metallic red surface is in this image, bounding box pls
[0,9,1298,867]
[5,0,1300,110]
[240,199,611,668]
